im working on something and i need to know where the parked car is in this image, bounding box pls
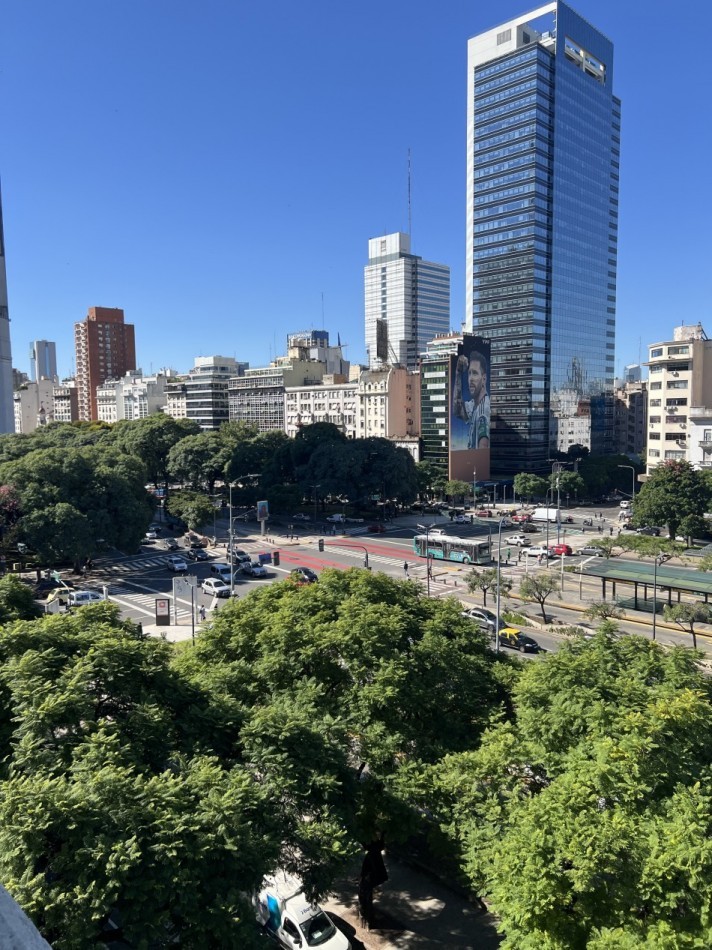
[201,577,231,598]
[167,555,188,572]
[461,606,499,630]
[290,567,318,585]
[549,543,573,556]
[367,523,386,533]
[509,535,532,547]
[524,545,552,558]
[636,526,660,536]
[241,560,268,578]
[499,630,540,653]
[579,545,605,556]
[187,548,210,561]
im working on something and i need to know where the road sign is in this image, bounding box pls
[155,598,170,626]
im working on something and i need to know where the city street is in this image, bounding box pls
[63,503,712,660]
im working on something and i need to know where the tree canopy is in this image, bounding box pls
[632,460,710,538]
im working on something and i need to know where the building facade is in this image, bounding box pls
[0,189,14,433]
[229,360,326,432]
[466,2,620,474]
[355,366,421,442]
[13,379,55,433]
[29,340,57,383]
[645,325,712,473]
[52,381,79,424]
[168,357,246,430]
[96,370,173,424]
[613,378,647,459]
[285,378,357,438]
[365,233,450,371]
[74,307,136,421]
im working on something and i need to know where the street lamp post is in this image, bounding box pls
[494,517,505,654]
[417,523,434,596]
[472,468,477,508]
[618,465,636,508]
[228,473,260,597]
[652,553,671,641]
[311,484,321,526]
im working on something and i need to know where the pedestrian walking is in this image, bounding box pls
[598,524,603,534]
[506,547,511,564]
[403,561,409,576]
[518,550,522,563]
[609,526,613,536]
[198,605,206,622]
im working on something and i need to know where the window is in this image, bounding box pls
[282,919,300,941]
[497,28,512,44]
[650,348,663,358]
[650,382,662,391]
[704,430,712,442]
[667,380,688,390]
[667,345,690,356]
[650,399,661,407]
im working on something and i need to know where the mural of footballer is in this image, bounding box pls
[452,349,490,449]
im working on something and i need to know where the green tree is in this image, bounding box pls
[584,600,625,623]
[513,473,547,502]
[466,567,512,607]
[550,470,585,499]
[415,461,446,500]
[445,479,471,506]
[428,633,712,948]
[632,460,710,539]
[113,415,200,489]
[519,572,560,623]
[166,491,217,533]
[167,431,228,493]
[0,575,40,622]
[663,601,712,650]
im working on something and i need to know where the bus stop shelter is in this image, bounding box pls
[581,558,712,611]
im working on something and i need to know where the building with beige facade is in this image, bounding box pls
[645,324,712,473]
[614,377,647,459]
[13,378,55,433]
[355,366,420,441]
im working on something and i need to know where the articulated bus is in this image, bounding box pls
[413,534,492,565]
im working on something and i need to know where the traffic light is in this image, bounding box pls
[318,538,324,552]
[273,551,280,567]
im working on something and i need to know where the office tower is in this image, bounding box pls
[165,357,246,430]
[29,340,57,382]
[365,233,450,371]
[74,307,136,421]
[0,188,14,432]
[466,2,620,473]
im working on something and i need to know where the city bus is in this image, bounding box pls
[412,534,492,565]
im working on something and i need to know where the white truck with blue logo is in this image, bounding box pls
[255,873,350,949]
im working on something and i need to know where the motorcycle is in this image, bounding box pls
[583,518,593,527]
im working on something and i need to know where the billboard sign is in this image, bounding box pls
[256,500,269,522]
[450,334,491,478]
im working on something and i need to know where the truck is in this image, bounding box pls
[255,873,350,949]
[326,514,346,523]
[531,507,561,523]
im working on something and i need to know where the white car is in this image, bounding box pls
[509,535,532,547]
[167,555,188,572]
[210,563,233,578]
[201,578,231,598]
[524,545,552,558]
[67,590,104,606]
[291,513,310,521]
[454,514,469,524]
[144,529,158,540]
[429,527,448,535]
[241,560,268,577]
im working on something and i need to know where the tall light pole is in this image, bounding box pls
[228,473,260,596]
[310,484,320,525]
[417,523,434,596]
[472,468,477,508]
[494,517,505,654]
[618,464,636,507]
[652,553,671,641]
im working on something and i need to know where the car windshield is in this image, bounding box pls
[300,911,336,946]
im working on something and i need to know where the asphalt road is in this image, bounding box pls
[56,503,712,660]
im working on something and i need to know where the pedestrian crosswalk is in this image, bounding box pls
[105,580,196,622]
[101,554,177,574]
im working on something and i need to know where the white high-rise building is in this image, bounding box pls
[96,370,174,424]
[364,233,449,371]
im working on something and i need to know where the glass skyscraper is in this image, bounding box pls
[465,2,620,474]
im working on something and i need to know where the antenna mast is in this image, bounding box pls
[408,148,412,237]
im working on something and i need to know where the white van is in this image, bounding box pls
[620,500,631,509]
[255,873,350,949]
[67,590,104,606]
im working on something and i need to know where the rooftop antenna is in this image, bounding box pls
[407,148,412,237]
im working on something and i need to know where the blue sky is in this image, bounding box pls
[2,0,710,380]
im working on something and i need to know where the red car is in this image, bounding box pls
[512,513,532,523]
[549,543,573,556]
[367,524,386,533]
[475,509,493,518]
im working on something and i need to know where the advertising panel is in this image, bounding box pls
[450,335,491,480]
[256,500,270,522]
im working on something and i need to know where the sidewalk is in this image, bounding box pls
[322,858,501,950]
